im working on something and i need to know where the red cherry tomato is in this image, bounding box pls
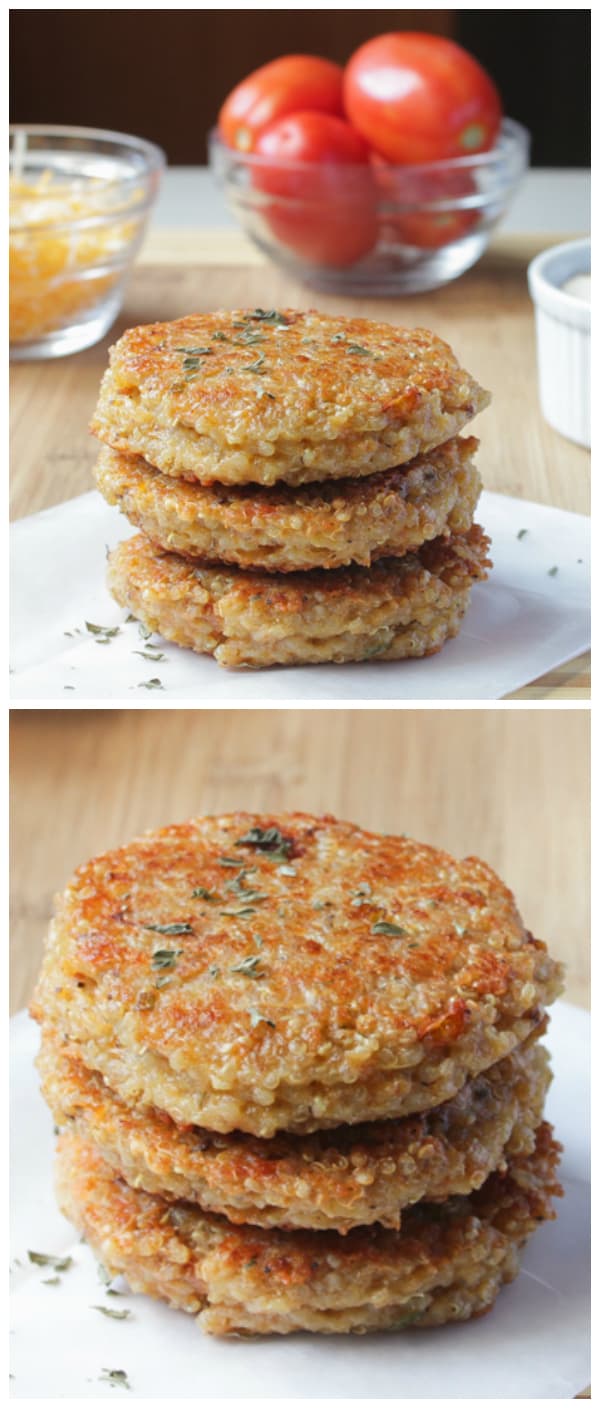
[253,111,378,268]
[218,54,344,153]
[344,32,502,164]
[254,110,371,192]
[390,206,479,249]
[373,158,480,248]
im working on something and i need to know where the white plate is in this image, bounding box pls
[10,491,590,702]
[10,1002,590,1400]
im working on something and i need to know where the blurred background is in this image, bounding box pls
[10,707,589,1012]
[10,8,590,167]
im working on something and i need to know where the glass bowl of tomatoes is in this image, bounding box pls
[210,116,529,296]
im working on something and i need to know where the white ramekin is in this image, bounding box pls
[527,237,590,449]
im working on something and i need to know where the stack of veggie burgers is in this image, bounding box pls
[92,307,491,669]
[32,810,563,1335]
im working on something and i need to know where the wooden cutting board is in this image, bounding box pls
[10,230,590,699]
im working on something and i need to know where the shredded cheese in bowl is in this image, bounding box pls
[9,126,164,356]
[9,171,142,343]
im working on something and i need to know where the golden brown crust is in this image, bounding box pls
[94,436,482,572]
[106,525,492,669]
[90,309,490,486]
[39,1032,551,1232]
[32,811,564,1136]
[55,1124,562,1335]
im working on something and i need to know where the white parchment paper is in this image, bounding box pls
[10,490,590,702]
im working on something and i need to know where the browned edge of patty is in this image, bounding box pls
[55,1123,562,1335]
[106,524,492,668]
[38,1028,552,1232]
[93,435,482,573]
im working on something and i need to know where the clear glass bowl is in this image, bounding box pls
[9,125,165,359]
[210,119,529,296]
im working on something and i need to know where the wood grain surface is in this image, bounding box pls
[9,231,590,700]
[10,707,589,1015]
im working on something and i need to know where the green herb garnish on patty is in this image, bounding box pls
[249,309,289,325]
[242,355,267,375]
[151,948,182,970]
[230,954,264,978]
[236,826,292,862]
[371,921,407,937]
[145,922,193,936]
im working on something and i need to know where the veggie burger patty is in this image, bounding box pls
[32,811,563,1139]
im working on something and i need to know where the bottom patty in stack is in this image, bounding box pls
[56,1124,561,1337]
[107,524,490,669]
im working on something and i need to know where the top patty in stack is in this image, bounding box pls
[90,309,490,487]
[32,812,564,1138]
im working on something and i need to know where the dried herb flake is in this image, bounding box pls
[371,921,407,937]
[224,870,255,894]
[220,906,257,918]
[230,954,264,978]
[174,346,212,378]
[233,328,265,346]
[86,621,120,644]
[236,826,292,861]
[99,1368,131,1390]
[28,1251,73,1272]
[145,922,194,936]
[249,309,289,325]
[92,1305,131,1321]
[150,949,182,970]
[242,355,267,375]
